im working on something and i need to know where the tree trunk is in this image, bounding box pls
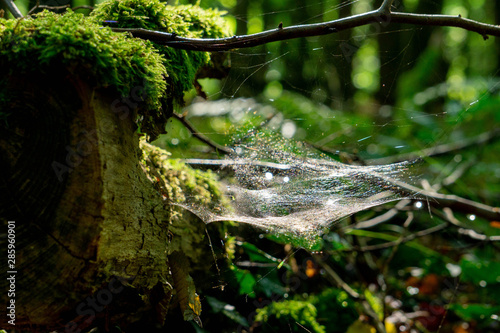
[1,69,172,331]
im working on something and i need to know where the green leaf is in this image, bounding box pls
[231,266,256,296]
[449,304,500,322]
[460,255,500,285]
[345,228,445,259]
[205,296,249,327]
[237,241,281,264]
[255,275,287,297]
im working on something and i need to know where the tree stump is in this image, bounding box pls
[0,68,174,331]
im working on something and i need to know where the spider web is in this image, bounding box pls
[161,0,498,240]
[174,128,418,239]
[159,1,500,331]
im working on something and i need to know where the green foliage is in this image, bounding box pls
[205,296,249,327]
[254,299,325,333]
[254,288,358,333]
[230,265,256,296]
[313,288,358,333]
[449,304,500,323]
[3,0,499,332]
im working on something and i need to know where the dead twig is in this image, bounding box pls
[344,223,448,252]
[1,0,23,18]
[171,113,233,155]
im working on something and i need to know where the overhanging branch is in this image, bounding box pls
[111,7,500,51]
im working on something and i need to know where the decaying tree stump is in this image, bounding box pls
[0,67,176,331]
[0,2,230,331]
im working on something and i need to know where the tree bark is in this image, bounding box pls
[0,69,172,331]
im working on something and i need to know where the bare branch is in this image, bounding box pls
[369,129,500,165]
[1,0,23,18]
[28,4,69,16]
[353,199,411,229]
[313,254,361,299]
[390,12,498,40]
[379,0,395,14]
[111,8,500,52]
[379,176,500,222]
[440,207,500,242]
[346,223,448,252]
[171,113,233,155]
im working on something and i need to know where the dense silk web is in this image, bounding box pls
[176,129,418,239]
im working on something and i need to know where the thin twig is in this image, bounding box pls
[72,5,94,11]
[312,254,361,299]
[344,223,448,252]
[1,0,23,18]
[439,207,500,242]
[379,0,395,14]
[171,112,233,155]
[353,199,411,229]
[28,4,69,15]
[441,160,475,187]
[396,180,500,222]
[368,129,500,165]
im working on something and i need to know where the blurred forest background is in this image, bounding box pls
[3,0,500,332]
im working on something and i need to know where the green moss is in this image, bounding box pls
[0,10,167,117]
[255,300,326,333]
[140,140,230,267]
[254,288,358,333]
[1,0,229,140]
[91,0,230,106]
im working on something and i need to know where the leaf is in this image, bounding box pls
[237,241,281,264]
[169,251,202,326]
[255,275,287,297]
[345,228,445,258]
[205,296,249,327]
[364,289,384,320]
[231,266,257,296]
[449,304,500,322]
[460,255,500,284]
[346,320,376,333]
